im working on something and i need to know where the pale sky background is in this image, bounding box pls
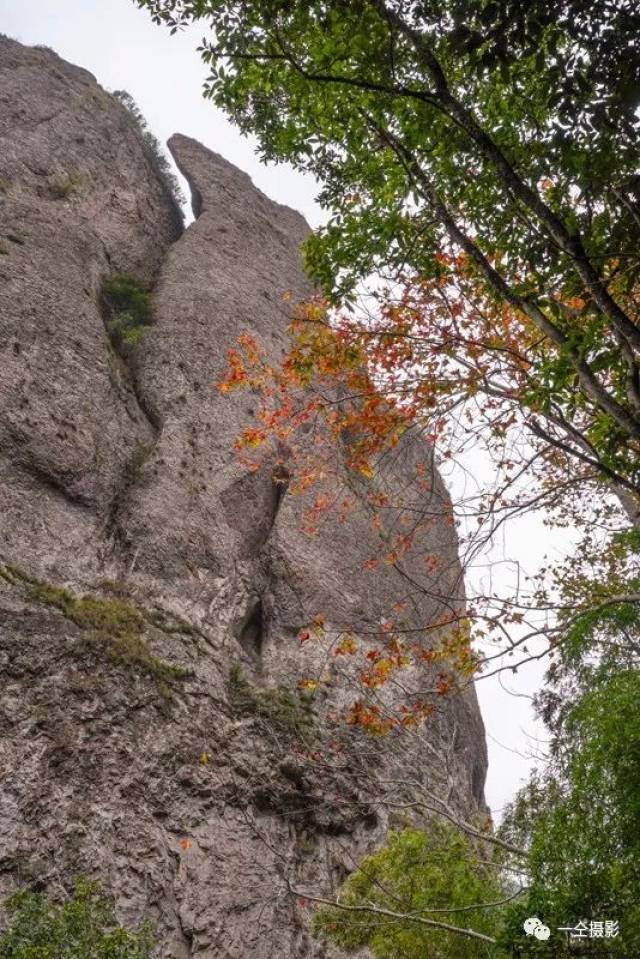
[0,0,571,818]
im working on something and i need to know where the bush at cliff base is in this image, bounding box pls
[0,877,155,958]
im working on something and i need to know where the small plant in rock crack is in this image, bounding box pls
[227,664,315,739]
[102,273,153,354]
[50,170,83,199]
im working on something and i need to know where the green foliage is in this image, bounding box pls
[102,273,154,353]
[499,672,640,955]
[494,519,640,955]
[145,607,195,636]
[102,273,152,323]
[136,0,639,299]
[98,578,132,598]
[533,524,640,733]
[112,89,185,214]
[1,563,190,692]
[26,577,189,691]
[135,0,640,501]
[313,823,506,958]
[0,877,155,959]
[109,318,147,350]
[227,664,314,738]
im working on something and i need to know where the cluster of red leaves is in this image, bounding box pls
[215,289,504,730]
[345,698,435,735]
[216,268,599,732]
[218,298,413,482]
[216,268,557,510]
[292,609,479,731]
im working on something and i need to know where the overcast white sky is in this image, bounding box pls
[1,0,569,818]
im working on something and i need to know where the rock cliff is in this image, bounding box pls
[0,37,487,958]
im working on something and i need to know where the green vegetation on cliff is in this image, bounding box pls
[102,273,154,352]
[0,564,190,695]
[0,878,155,959]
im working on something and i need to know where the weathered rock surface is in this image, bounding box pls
[0,35,183,579]
[0,37,487,959]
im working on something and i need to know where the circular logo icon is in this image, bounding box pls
[523,917,551,940]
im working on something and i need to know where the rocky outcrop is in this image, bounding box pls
[0,36,183,578]
[0,37,487,959]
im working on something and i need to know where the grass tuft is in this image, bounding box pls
[228,664,315,738]
[0,565,190,695]
[51,170,82,199]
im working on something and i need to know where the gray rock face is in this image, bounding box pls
[116,132,313,580]
[0,38,487,959]
[0,36,183,579]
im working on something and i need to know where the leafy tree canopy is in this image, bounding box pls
[499,670,640,954]
[136,0,640,518]
[136,0,640,299]
[0,877,155,959]
[313,821,507,958]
